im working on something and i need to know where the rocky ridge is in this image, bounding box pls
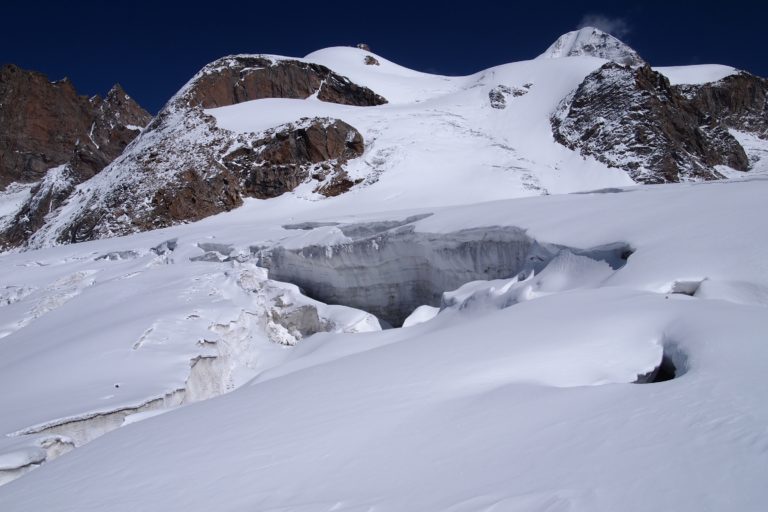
[552,63,767,183]
[9,55,384,248]
[182,55,386,109]
[0,64,151,247]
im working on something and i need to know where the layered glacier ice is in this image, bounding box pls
[259,224,630,326]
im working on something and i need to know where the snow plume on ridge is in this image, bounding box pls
[578,14,631,38]
[538,24,644,67]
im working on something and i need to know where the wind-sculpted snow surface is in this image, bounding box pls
[0,177,767,510]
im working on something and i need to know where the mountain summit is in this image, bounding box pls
[537,27,645,66]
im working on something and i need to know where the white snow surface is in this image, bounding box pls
[0,182,34,230]
[401,304,439,327]
[729,129,768,175]
[0,173,766,510]
[655,64,738,85]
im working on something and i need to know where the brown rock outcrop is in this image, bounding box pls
[52,115,367,246]
[681,72,768,138]
[183,56,387,109]
[226,118,364,199]
[0,64,151,188]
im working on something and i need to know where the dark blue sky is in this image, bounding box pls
[3,1,766,113]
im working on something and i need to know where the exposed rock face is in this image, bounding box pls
[13,56,384,248]
[552,63,755,183]
[488,84,530,109]
[0,64,151,247]
[680,73,768,138]
[0,65,150,188]
[50,114,364,246]
[538,27,646,67]
[227,118,364,199]
[78,84,152,177]
[182,56,386,109]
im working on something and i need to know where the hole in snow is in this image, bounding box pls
[635,343,688,384]
[669,279,705,296]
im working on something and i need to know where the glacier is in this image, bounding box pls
[0,35,767,512]
[0,175,767,510]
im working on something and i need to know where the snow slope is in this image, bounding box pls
[205,48,634,206]
[0,175,767,510]
[655,64,738,85]
[0,183,33,230]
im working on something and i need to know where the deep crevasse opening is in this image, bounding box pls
[257,224,631,326]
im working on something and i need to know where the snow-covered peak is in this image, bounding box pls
[537,27,645,67]
[303,46,462,104]
[304,47,431,79]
